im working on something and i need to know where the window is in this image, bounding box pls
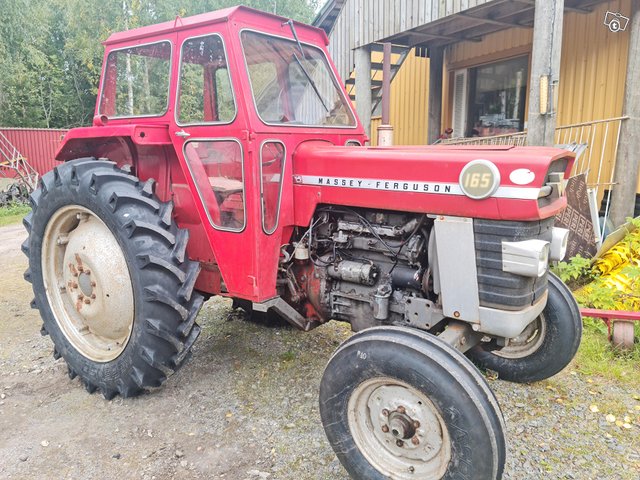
[247,62,280,122]
[466,56,528,137]
[99,41,171,117]
[184,140,245,231]
[177,35,235,125]
[260,141,285,233]
[241,31,355,127]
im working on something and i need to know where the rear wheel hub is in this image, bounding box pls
[42,205,134,362]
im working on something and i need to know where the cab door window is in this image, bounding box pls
[184,140,245,231]
[177,34,235,125]
[260,141,285,233]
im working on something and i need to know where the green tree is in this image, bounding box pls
[0,0,319,129]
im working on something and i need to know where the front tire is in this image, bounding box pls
[319,326,506,480]
[23,159,204,398]
[468,272,582,383]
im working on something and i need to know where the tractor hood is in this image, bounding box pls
[292,141,574,222]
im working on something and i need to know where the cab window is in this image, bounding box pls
[184,140,245,231]
[260,141,285,233]
[242,31,355,127]
[177,34,235,125]
[99,41,171,118]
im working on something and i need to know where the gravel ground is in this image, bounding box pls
[0,223,639,479]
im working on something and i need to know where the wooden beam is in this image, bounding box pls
[457,12,532,29]
[406,30,482,45]
[428,47,444,145]
[354,46,372,139]
[527,0,564,146]
[517,0,592,14]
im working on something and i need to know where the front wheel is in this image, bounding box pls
[468,272,582,383]
[319,326,506,480]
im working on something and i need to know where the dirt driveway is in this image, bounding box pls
[1,223,638,479]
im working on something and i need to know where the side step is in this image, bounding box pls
[252,297,320,332]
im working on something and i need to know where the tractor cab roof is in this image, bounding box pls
[103,5,329,47]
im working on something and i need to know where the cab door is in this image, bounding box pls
[170,29,259,300]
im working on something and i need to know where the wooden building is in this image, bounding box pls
[314,0,639,225]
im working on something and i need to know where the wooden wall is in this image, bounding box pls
[327,0,494,80]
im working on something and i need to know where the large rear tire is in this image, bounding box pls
[468,272,582,383]
[23,159,203,398]
[319,326,506,480]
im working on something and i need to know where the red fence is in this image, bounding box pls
[0,127,67,178]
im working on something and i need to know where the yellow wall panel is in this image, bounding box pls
[370,49,430,146]
[557,0,632,193]
[558,0,629,125]
[447,27,532,71]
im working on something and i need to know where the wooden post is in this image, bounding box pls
[378,42,394,146]
[527,0,564,146]
[381,43,391,125]
[355,46,372,140]
[610,0,640,227]
[428,47,444,144]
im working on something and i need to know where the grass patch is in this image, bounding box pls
[573,318,640,385]
[0,203,30,227]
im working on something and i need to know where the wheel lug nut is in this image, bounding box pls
[85,269,91,275]
[77,265,84,272]
[90,281,97,287]
[397,406,406,414]
[382,409,389,417]
[381,425,389,433]
[413,420,420,429]
[78,294,84,300]
[91,294,96,299]
[84,298,91,305]
[411,436,420,446]
[396,440,404,447]
[71,282,78,289]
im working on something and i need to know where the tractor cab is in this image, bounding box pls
[57,6,366,301]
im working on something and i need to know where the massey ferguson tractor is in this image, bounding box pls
[22,6,582,479]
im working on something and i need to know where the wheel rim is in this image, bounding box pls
[493,314,547,359]
[41,205,134,362]
[347,377,451,479]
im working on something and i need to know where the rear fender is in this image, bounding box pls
[55,125,219,293]
[55,124,172,162]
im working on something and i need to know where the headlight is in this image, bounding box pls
[502,239,550,277]
[459,159,501,199]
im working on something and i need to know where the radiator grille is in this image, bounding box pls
[474,218,554,311]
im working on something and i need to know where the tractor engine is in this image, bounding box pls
[284,207,439,332]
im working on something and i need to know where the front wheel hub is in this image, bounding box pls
[388,410,418,441]
[348,378,451,479]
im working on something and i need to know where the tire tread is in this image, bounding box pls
[23,159,203,400]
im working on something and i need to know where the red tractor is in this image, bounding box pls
[23,6,581,479]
